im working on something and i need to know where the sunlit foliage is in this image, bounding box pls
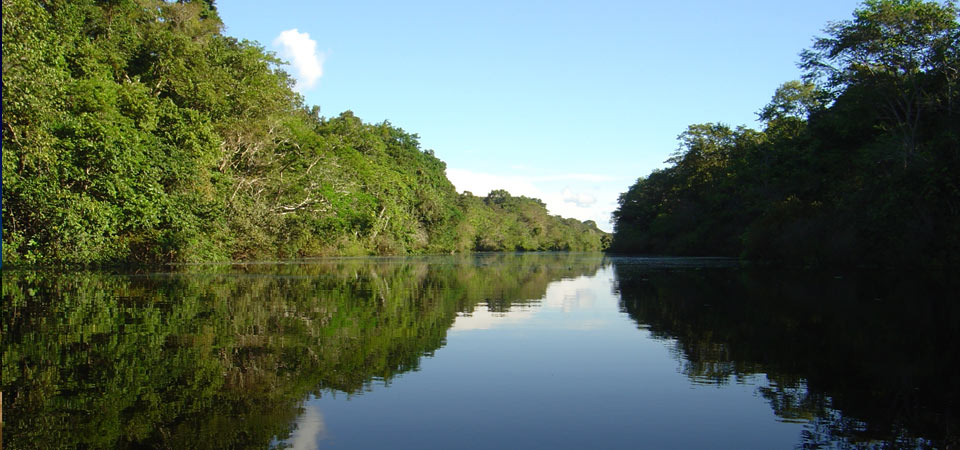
[1,0,607,266]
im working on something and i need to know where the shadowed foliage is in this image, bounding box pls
[611,0,960,267]
[614,261,960,448]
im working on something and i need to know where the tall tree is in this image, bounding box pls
[800,0,960,167]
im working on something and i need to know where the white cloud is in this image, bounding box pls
[562,188,597,208]
[287,406,328,449]
[272,29,325,91]
[535,174,617,182]
[451,305,538,331]
[543,276,599,313]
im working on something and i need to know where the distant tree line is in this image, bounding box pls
[1,0,607,265]
[611,0,959,266]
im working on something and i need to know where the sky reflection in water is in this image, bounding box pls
[5,254,955,449]
[284,265,801,450]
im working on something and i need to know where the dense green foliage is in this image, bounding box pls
[2,253,606,449]
[458,189,609,252]
[614,262,960,448]
[611,0,960,266]
[1,0,606,265]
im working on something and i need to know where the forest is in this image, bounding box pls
[1,0,608,266]
[611,0,960,266]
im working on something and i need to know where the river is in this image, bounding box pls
[2,253,957,449]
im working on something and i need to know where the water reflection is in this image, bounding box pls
[450,268,609,333]
[614,261,960,449]
[3,254,957,449]
[283,407,328,449]
[284,265,644,450]
[1,253,605,449]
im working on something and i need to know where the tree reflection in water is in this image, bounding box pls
[5,254,957,449]
[1,253,604,449]
[614,261,960,449]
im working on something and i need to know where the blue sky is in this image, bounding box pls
[217,0,864,231]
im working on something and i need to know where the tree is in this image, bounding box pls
[758,80,829,123]
[800,0,960,167]
[1,0,608,265]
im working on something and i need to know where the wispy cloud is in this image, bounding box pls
[288,406,328,449]
[452,305,538,331]
[562,188,597,208]
[534,174,617,182]
[272,29,325,91]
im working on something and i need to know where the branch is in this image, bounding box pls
[275,197,319,214]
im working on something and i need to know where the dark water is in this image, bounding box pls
[2,254,958,449]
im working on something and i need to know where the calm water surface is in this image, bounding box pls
[3,254,957,449]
